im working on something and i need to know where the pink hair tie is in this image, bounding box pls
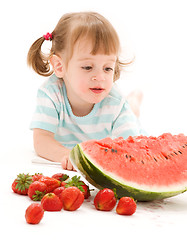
[43,32,53,41]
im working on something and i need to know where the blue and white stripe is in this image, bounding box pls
[30,74,146,149]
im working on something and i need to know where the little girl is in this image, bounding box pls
[28,12,145,171]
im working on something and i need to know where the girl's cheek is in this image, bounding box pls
[77,81,88,93]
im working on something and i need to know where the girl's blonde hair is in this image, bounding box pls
[27,12,131,81]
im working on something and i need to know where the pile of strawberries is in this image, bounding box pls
[12,172,137,224]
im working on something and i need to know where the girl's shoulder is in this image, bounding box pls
[37,74,65,105]
[102,83,126,107]
[40,74,63,93]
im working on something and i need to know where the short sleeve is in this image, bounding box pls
[30,88,60,133]
[111,100,147,139]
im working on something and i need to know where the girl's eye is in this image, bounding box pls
[104,67,113,72]
[82,66,92,71]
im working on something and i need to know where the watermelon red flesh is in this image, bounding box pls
[79,133,187,191]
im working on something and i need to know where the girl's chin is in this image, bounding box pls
[88,95,105,103]
[88,91,108,104]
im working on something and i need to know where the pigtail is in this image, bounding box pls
[27,36,53,77]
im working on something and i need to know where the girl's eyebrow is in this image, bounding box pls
[77,57,116,62]
[77,57,92,61]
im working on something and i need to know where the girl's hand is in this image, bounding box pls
[33,129,76,171]
[61,155,76,171]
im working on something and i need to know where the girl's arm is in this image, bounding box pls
[33,128,75,171]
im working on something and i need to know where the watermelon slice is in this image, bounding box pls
[70,133,187,201]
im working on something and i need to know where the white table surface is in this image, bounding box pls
[1,144,187,240]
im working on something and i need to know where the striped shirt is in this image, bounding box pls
[30,74,146,149]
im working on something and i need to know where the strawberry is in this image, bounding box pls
[41,193,63,211]
[94,188,116,211]
[39,176,61,193]
[61,181,67,187]
[116,197,137,215]
[53,186,65,198]
[12,173,32,195]
[65,176,84,191]
[32,173,43,182]
[28,181,47,201]
[25,203,44,224]
[64,175,90,199]
[79,181,91,199]
[52,173,69,182]
[60,186,84,211]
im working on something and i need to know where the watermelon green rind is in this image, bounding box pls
[70,144,187,201]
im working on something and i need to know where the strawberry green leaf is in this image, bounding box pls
[60,174,69,181]
[32,190,46,201]
[65,175,85,192]
[15,173,32,191]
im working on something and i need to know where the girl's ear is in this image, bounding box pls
[50,55,65,78]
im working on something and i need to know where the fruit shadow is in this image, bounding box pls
[137,195,187,213]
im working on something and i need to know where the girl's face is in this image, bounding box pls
[62,39,117,116]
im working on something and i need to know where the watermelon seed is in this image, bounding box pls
[111,148,118,153]
[141,160,144,164]
[182,146,185,148]
[126,154,128,158]
[154,157,158,162]
[178,151,182,154]
[104,149,108,152]
[165,156,168,160]
[174,152,178,155]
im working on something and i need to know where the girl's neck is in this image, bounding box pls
[70,101,95,117]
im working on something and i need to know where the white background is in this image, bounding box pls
[0,0,187,159]
[1,1,187,238]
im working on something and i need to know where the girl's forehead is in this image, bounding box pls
[72,38,117,60]
[74,39,92,52]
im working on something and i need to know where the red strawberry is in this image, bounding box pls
[39,176,61,193]
[65,176,84,190]
[94,188,116,211]
[12,173,32,195]
[41,193,63,211]
[25,203,44,224]
[79,181,90,199]
[32,173,43,182]
[28,181,47,201]
[64,176,90,199]
[116,197,137,215]
[52,173,69,182]
[53,186,65,198]
[61,181,67,187]
[60,186,84,211]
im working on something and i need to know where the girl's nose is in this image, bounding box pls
[91,70,105,82]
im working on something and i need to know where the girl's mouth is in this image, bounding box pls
[90,88,104,94]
